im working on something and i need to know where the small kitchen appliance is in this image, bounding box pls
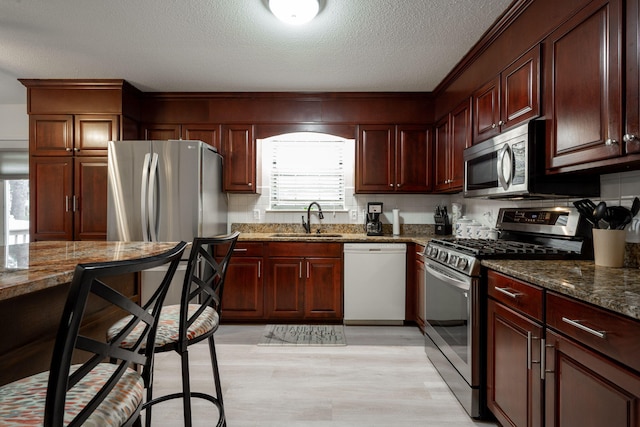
[365,202,383,236]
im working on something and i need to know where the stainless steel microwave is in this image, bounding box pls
[463,120,600,199]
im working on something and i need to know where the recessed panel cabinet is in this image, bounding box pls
[356,125,431,193]
[434,99,471,192]
[545,0,623,172]
[222,124,259,193]
[473,46,540,144]
[265,242,342,321]
[219,242,264,320]
[28,114,116,241]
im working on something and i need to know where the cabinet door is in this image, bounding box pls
[304,257,342,319]
[29,115,73,156]
[74,115,118,156]
[449,99,472,191]
[221,257,264,320]
[30,157,73,241]
[625,0,640,154]
[222,124,257,192]
[415,248,426,331]
[473,76,501,142]
[545,0,623,171]
[433,116,450,192]
[356,125,395,193]
[545,330,640,427]
[183,124,221,152]
[487,299,543,427]
[74,157,107,241]
[265,257,304,319]
[143,124,181,140]
[395,125,431,192]
[501,46,540,131]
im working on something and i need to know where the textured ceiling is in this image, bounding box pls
[0,0,512,104]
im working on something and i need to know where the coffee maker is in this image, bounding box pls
[365,202,384,236]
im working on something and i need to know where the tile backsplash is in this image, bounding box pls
[228,169,640,232]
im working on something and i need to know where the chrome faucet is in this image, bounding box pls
[302,202,324,233]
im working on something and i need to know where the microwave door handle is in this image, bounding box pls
[497,143,512,191]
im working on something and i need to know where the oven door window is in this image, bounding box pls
[424,262,471,382]
[466,150,498,191]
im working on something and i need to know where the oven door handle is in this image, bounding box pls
[425,264,471,291]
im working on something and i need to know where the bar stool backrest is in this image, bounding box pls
[44,242,187,427]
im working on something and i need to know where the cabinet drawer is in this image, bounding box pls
[487,270,543,321]
[547,291,640,373]
[216,242,264,257]
[267,242,342,258]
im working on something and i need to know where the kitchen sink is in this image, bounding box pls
[270,233,343,238]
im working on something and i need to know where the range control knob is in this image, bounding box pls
[428,247,438,258]
[449,255,458,266]
[457,258,468,270]
[438,251,448,263]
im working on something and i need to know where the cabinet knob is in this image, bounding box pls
[498,120,504,126]
[74,148,80,152]
[248,183,252,187]
[65,148,72,152]
[491,123,497,129]
[623,134,638,143]
[396,183,400,187]
[605,138,618,146]
[389,183,394,187]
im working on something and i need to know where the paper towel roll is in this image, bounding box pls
[392,209,400,236]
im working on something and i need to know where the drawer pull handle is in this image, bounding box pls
[495,287,520,299]
[233,248,248,252]
[561,317,607,339]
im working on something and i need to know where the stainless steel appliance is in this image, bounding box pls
[421,206,592,418]
[463,120,600,199]
[365,202,383,236]
[107,139,227,303]
[343,243,406,325]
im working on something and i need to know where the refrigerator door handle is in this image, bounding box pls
[148,152,160,242]
[141,152,151,241]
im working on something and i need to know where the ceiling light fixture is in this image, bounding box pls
[269,0,319,25]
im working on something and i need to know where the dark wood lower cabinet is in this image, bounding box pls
[544,330,640,427]
[265,242,342,321]
[219,243,264,321]
[487,299,543,427]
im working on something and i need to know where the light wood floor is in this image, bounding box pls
[146,324,499,427]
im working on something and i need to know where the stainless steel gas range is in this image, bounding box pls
[421,207,593,418]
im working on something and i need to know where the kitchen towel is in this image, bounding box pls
[393,209,400,236]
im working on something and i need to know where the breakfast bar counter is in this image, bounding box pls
[0,241,181,386]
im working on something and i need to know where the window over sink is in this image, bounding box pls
[260,132,354,211]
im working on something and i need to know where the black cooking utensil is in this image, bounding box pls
[573,199,597,227]
[606,205,633,230]
[632,197,640,217]
[593,202,607,229]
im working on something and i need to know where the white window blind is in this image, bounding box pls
[269,139,347,210]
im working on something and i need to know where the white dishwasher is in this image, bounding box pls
[343,243,406,325]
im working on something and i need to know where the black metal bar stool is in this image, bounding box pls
[0,242,186,427]
[108,231,240,427]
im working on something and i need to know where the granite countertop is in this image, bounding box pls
[482,259,640,321]
[237,232,432,247]
[0,241,182,302]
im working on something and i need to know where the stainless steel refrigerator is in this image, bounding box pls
[107,139,228,304]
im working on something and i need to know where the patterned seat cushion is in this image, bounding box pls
[107,304,218,349]
[0,363,143,427]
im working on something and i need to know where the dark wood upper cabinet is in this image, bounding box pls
[182,124,221,152]
[74,115,118,155]
[222,124,258,193]
[545,0,623,172]
[143,123,181,140]
[473,46,540,144]
[356,124,431,193]
[356,125,395,193]
[396,125,432,192]
[434,98,471,193]
[625,0,640,155]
